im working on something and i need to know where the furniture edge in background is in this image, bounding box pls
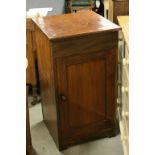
[26,59,32,155]
[117,15,129,155]
[108,0,129,24]
[26,18,40,105]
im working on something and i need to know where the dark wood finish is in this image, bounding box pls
[109,0,129,24]
[33,11,120,150]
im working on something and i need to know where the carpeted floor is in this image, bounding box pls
[29,99,123,155]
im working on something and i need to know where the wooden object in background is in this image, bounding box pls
[33,11,120,150]
[103,0,109,18]
[117,16,128,48]
[26,59,32,155]
[26,85,32,155]
[68,0,94,13]
[26,18,39,105]
[108,0,129,24]
[117,15,129,155]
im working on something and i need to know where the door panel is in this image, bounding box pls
[56,50,116,140]
[67,60,106,127]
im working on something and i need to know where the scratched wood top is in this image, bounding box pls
[32,11,121,40]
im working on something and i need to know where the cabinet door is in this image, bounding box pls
[56,50,117,142]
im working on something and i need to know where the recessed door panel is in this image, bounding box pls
[67,60,106,127]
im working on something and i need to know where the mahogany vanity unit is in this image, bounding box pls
[32,11,120,150]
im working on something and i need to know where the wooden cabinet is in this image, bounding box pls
[108,0,129,24]
[33,11,120,150]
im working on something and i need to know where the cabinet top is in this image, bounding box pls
[32,11,120,40]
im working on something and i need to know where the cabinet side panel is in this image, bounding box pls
[34,25,59,146]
